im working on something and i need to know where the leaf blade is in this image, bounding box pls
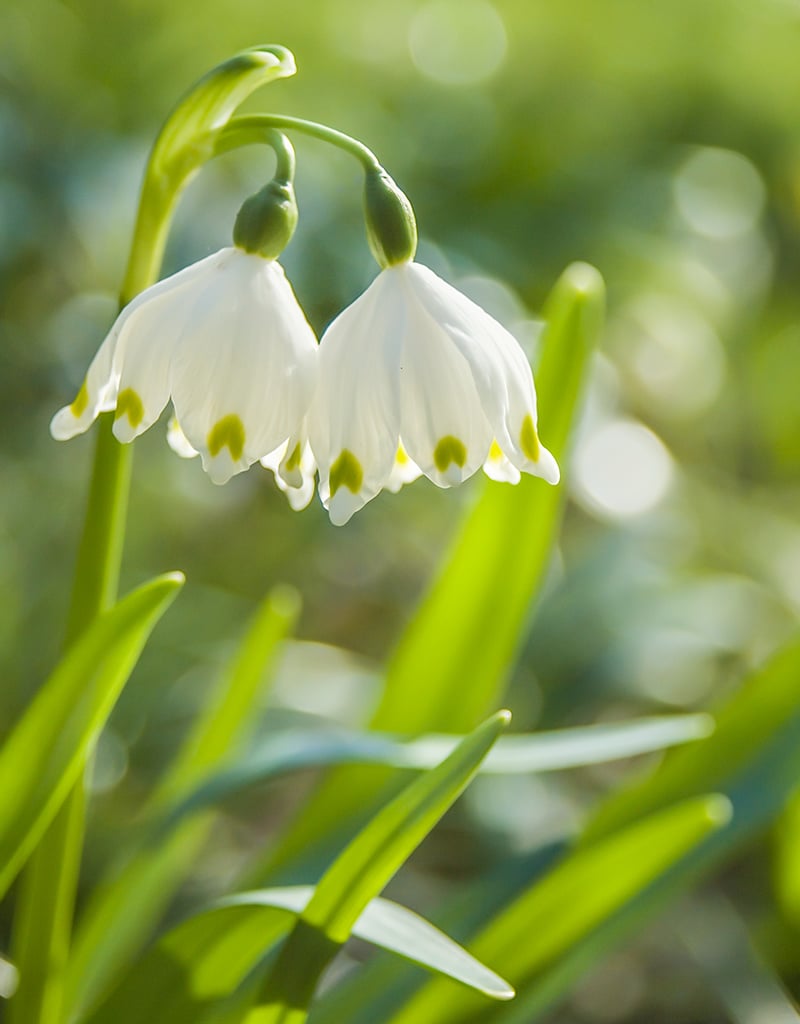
[66,586,299,1018]
[0,573,183,901]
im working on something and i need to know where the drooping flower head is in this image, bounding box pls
[51,151,319,498]
[308,169,558,526]
[309,262,559,525]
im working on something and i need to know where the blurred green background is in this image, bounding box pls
[2,0,800,1020]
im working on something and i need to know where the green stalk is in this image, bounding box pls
[7,186,169,1024]
[220,113,381,170]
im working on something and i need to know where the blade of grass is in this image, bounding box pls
[83,887,511,1024]
[0,572,183,901]
[66,586,300,1018]
[168,713,711,822]
[252,712,511,1023]
[387,795,729,1024]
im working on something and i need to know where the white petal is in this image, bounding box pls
[483,442,521,484]
[50,328,119,440]
[385,443,423,493]
[402,262,559,486]
[166,417,199,459]
[394,268,493,488]
[50,249,229,442]
[170,253,318,484]
[111,288,190,444]
[261,430,317,511]
[310,271,403,522]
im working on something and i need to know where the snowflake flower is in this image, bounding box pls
[50,247,319,485]
[309,261,559,526]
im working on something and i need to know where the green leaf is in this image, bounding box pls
[220,889,513,1000]
[492,635,800,1022]
[390,635,800,1024]
[169,713,711,821]
[66,586,300,1019]
[0,573,183,902]
[302,710,510,941]
[387,795,729,1024]
[253,712,511,1021]
[83,887,512,1024]
[261,262,605,879]
[347,897,513,1001]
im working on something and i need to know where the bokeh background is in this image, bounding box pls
[2,0,800,1020]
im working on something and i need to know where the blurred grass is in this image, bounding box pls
[2,1,800,1021]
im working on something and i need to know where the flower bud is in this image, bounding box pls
[233,179,298,260]
[364,167,418,268]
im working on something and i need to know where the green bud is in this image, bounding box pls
[233,179,298,260]
[364,167,418,268]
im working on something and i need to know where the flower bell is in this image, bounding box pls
[308,170,559,526]
[50,150,319,490]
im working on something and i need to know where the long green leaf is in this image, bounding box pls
[66,586,300,1018]
[260,261,605,879]
[303,710,509,940]
[387,795,729,1024]
[392,634,800,1024]
[0,573,183,901]
[169,713,711,821]
[83,887,511,1024]
[254,712,510,1021]
[491,635,800,1022]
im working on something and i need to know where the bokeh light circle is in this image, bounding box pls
[408,0,508,85]
[573,419,674,520]
[673,147,765,239]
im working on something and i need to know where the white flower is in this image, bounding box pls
[309,261,559,526]
[50,247,319,485]
[166,413,316,510]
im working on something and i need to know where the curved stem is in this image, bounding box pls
[222,113,382,171]
[215,122,296,183]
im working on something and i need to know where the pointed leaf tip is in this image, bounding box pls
[158,571,186,588]
[705,794,734,828]
[562,261,605,300]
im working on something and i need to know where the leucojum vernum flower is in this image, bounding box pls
[51,62,559,525]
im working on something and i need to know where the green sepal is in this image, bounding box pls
[122,45,296,303]
[364,167,418,268]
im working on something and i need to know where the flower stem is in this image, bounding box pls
[219,113,382,171]
[8,181,167,1024]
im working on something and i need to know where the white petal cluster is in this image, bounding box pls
[309,262,559,525]
[51,248,318,497]
[52,253,558,523]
